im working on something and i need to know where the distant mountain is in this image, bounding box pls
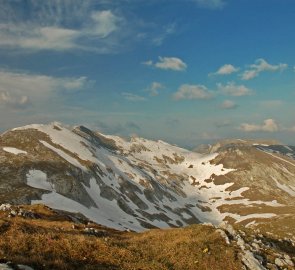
[0,123,295,234]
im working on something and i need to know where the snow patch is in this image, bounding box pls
[253,143,269,147]
[40,140,88,171]
[26,170,53,191]
[284,145,293,152]
[3,147,27,155]
[272,176,295,197]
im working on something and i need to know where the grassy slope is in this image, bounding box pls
[0,205,242,270]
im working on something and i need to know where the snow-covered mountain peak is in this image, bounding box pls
[1,123,295,233]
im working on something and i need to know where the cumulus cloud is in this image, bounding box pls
[146,82,165,96]
[0,70,91,108]
[0,1,125,53]
[239,119,279,132]
[173,84,213,100]
[192,0,225,9]
[122,92,146,102]
[218,82,252,96]
[241,59,288,80]
[144,57,187,71]
[213,64,239,75]
[220,100,237,109]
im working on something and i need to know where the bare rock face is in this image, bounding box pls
[0,123,295,236]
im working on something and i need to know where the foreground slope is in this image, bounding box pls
[0,204,294,270]
[0,123,295,233]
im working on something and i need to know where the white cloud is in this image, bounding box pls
[241,69,258,80]
[192,0,225,9]
[0,24,79,51]
[0,70,91,108]
[220,100,237,109]
[241,59,288,80]
[173,84,213,100]
[155,57,187,71]
[0,1,123,52]
[147,82,165,96]
[239,119,279,132]
[144,57,187,71]
[122,92,146,102]
[142,60,153,66]
[90,10,119,37]
[218,82,252,96]
[214,64,239,75]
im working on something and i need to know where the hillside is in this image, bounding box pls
[0,122,295,269]
[0,204,294,270]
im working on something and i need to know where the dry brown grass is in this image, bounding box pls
[0,205,243,270]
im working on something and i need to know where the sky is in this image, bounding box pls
[0,0,295,148]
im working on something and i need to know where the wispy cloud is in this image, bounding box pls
[0,1,182,53]
[218,82,253,96]
[0,70,91,109]
[241,59,288,80]
[0,91,29,109]
[122,92,146,102]
[152,23,176,46]
[173,84,213,100]
[144,57,187,71]
[239,119,279,132]
[142,60,153,66]
[0,1,127,53]
[90,10,120,37]
[211,64,239,76]
[220,100,237,109]
[146,82,165,96]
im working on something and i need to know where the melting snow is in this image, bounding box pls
[26,170,53,191]
[272,176,295,197]
[40,140,87,171]
[3,147,27,155]
[16,122,285,230]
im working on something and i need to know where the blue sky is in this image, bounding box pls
[0,0,294,148]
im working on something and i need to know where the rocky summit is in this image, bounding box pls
[0,122,295,269]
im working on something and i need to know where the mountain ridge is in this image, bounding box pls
[0,122,295,234]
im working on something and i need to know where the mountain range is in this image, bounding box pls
[0,122,295,269]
